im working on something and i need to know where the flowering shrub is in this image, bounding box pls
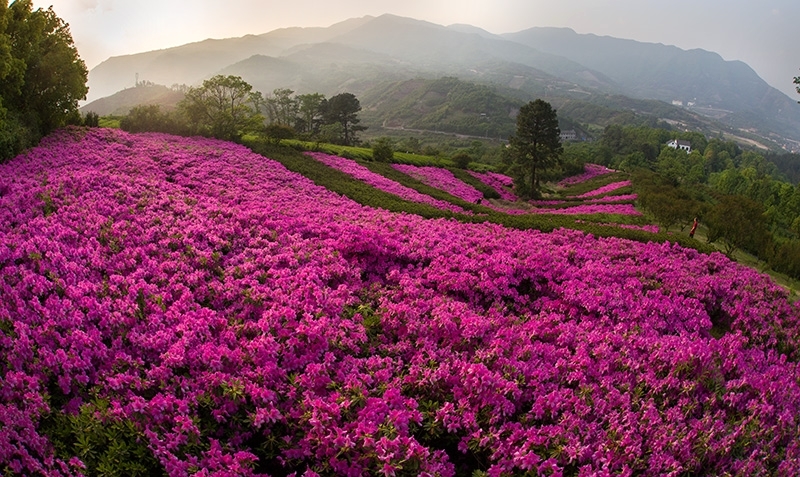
[574,180,633,198]
[305,151,467,214]
[558,163,615,187]
[2,128,800,476]
[466,171,517,202]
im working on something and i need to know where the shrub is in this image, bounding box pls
[452,152,472,169]
[83,111,100,128]
[371,137,394,162]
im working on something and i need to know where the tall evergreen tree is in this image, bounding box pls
[507,99,563,198]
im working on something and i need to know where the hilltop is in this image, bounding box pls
[79,83,185,116]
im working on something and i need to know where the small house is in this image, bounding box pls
[667,139,691,153]
[560,129,577,142]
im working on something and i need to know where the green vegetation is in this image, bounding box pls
[320,92,366,146]
[115,78,369,147]
[178,75,264,141]
[592,124,800,280]
[40,397,165,476]
[360,77,518,139]
[371,137,394,162]
[244,138,713,255]
[0,0,88,161]
[120,104,188,135]
[505,99,564,198]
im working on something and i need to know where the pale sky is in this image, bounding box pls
[32,0,800,98]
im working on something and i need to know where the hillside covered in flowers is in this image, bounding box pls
[2,128,800,476]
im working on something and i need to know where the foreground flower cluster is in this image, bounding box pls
[2,128,800,476]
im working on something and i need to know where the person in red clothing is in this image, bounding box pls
[689,217,698,238]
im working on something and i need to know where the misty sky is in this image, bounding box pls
[33,0,800,98]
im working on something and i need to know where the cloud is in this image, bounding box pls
[74,0,114,13]
[75,0,99,11]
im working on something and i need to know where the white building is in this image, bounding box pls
[560,129,577,142]
[667,139,691,153]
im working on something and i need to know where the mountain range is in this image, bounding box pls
[84,14,800,150]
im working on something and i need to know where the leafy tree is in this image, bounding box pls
[397,137,421,154]
[266,88,297,127]
[507,99,563,198]
[318,122,344,145]
[178,75,263,141]
[710,168,748,196]
[655,146,706,185]
[452,152,472,169]
[296,92,325,135]
[467,140,485,160]
[0,0,88,161]
[119,104,188,135]
[635,170,702,231]
[83,111,99,127]
[705,194,771,256]
[321,92,366,146]
[248,90,269,120]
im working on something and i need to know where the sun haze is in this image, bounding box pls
[33,0,800,98]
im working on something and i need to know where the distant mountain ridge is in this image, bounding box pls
[502,27,800,144]
[84,14,800,148]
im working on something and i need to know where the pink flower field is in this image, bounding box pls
[466,171,517,202]
[574,180,633,198]
[2,128,800,476]
[558,164,615,187]
[392,164,483,204]
[305,152,467,214]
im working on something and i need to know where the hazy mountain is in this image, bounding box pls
[325,14,615,92]
[84,14,800,148]
[504,27,800,144]
[81,83,184,116]
[86,16,374,101]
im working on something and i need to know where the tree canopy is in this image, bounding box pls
[506,99,563,198]
[321,92,366,146]
[0,0,88,161]
[795,72,800,101]
[705,194,771,257]
[178,75,263,141]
